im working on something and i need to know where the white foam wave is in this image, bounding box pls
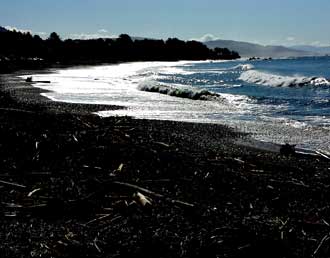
[19,60,330,154]
[138,81,223,101]
[233,64,255,71]
[259,116,309,129]
[239,70,330,87]
[158,67,196,75]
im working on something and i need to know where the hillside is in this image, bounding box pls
[290,45,330,55]
[205,39,315,58]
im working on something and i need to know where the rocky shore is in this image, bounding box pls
[0,73,329,258]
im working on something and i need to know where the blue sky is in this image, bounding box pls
[1,0,329,46]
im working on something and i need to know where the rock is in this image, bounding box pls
[280,143,296,156]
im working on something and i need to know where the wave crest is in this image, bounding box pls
[138,81,223,101]
[232,64,255,71]
[239,70,330,87]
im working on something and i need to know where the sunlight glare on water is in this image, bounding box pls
[23,57,330,152]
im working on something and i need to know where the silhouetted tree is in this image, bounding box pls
[48,32,61,43]
[0,30,240,73]
[117,34,133,45]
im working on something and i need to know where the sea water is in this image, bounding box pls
[24,57,330,152]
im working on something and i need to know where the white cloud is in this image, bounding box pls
[69,32,117,40]
[286,36,295,41]
[310,41,330,47]
[4,26,47,38]
[98,29,108,33]
[250,40,263,45]
[4,26,32,34]
[191,34,221,42]
[311,41,321,46]
[35,31,47,38]
[269,39,280,44]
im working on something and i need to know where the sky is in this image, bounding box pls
[1,0,329,46]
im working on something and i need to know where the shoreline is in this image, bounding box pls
[1,70,126,114]
[11,65,330,157]
[0,69,330,257]
[3,68,286,155]
[15,60,330,155]
[1,70,245,155]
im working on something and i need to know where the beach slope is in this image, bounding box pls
[0,75,329,258]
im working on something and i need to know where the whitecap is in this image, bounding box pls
[232,64,255,71]
[138,80,223,101]
[239,70,330,87]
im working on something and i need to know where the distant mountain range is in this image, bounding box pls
[204,39,329,58]
[289,45,330,55]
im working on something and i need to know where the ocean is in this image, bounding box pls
[24,56,330,153]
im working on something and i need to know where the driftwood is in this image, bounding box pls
[84,214,122,227]
[113,163,124,174]
[84,214,113,226]
[154,141,170,148]
[27,188,42,197]
[112,181,194,208]
[315,150,330,160]
[133,192,152,207]
[312,233,330,257]
[0,179,26,189]
[0,108,35,114]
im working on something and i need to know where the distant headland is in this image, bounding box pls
[0,27,240,73]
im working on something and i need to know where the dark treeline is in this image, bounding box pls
[0,29,240,73]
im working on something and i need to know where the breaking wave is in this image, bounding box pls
[138,81,223,101]
[239,70,330,87]
[232,64,255,71]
